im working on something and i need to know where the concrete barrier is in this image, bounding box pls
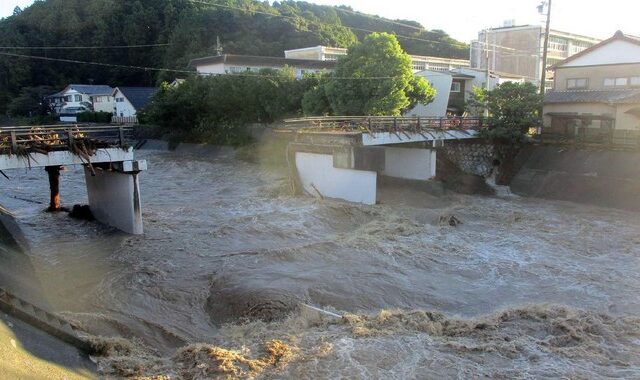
[511,145,640,211]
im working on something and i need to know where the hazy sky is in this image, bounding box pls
[1,0,638,42]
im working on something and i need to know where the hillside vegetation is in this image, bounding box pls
[0,0,468,113]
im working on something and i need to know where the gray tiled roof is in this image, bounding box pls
[116,87,158,110]
[66,84,114,95]
[544,89,640,104]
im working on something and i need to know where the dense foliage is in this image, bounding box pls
[144,68,314,146]
[304,33,435,116]
[475,82,543,143]
[0,0,468,113]
[77,111,113,123]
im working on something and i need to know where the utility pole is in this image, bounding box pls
[539,0,552,94]
[215,36,223,56]
[484,29,490,117]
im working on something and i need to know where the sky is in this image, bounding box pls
[1,0,638,42]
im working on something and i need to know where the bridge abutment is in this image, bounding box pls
[84,161,146,235]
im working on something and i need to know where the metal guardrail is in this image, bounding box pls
[281,116,488,133]
[539,127,640,150]
[0,124,134,154]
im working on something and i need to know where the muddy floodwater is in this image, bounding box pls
[1,148,640,378]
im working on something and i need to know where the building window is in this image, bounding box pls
[569,40,592,55]
[616,77,628,86]
[451,82,461,92]
[74,95,82,102]
[631,77,640,86]
[429,63,449,72]
[324,54,342,61]
[64,95,72,102]
[605,77,631,87]
[567,78,588,89]
[116,97,125,103]
[548,36,568,52]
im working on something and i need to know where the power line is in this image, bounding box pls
[330,6,425,32]
[0,43,171,50]
[0,51,194,74]
[0,51,450,81]
[187,0,469,52]
[188,0,536,57]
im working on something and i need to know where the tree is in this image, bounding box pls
[7,86,55,117]
[145,68,315,146]
[476,82,543,143]
[309,32,435,116]
[12,6,22,16]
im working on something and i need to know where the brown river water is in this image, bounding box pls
[1,148,640,379]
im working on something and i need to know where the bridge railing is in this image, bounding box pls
[281,116,488,133]
[0,124,134,155]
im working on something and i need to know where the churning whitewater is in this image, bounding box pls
[1,148,639,378]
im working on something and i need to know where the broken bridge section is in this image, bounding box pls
[276,116,486,204]
[0,125,146,234]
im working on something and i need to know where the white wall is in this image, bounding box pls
[196,62,321,79]
[84,167,143,234]
[92,95,115,114]
[405,70,452,117]
[563,40,640,67]
[382,147,436,180]
[114,89,138,117]
[295,152,377,205]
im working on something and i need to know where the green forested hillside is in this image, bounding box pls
[0,0,469,112]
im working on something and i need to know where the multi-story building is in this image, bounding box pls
[543,31,640,141]
[190,54,336,78]
[470,25,601,89]
[284,46,470,73]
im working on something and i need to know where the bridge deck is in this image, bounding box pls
[277,116,485,146]
[0,125,134,171]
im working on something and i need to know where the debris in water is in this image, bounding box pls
[439,214,462,227]
[69,204,94,221]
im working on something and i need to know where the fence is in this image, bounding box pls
[281,116,488,133]
[539,126,640,149]
[111,116,138,125]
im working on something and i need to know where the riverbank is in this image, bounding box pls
[0,209,96,378]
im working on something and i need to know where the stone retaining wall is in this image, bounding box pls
[441,141,495,177]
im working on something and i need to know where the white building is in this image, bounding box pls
[405,70,453,117]
[284,45,471,73]
[190,54,336,78]
[48,84,114,114]
[112,87,158,118]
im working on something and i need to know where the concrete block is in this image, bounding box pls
[382,147,436,180]
[295,152,377,205]
[84,167,143,234]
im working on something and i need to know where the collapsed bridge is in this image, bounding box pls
[0,125,146,234]
[275,116,488,204]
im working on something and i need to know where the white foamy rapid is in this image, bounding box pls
[1,149,639,378]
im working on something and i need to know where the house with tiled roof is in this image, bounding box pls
[48,84,114,115]
[543,31,640,143]
[112,87,158,118]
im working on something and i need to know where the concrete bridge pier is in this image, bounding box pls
[84,160,147,235]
